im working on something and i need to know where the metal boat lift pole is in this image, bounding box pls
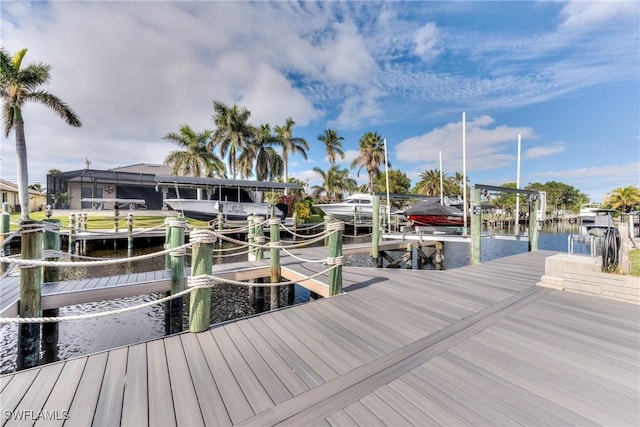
[383,138,391,231]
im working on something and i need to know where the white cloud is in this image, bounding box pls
[395,115,537,172]
[413,22,441,61]
[558,1,638,33]
[237,63,320,127]
[524,144,566,159]
[531,162,640,202]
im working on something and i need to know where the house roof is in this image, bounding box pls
[110,163,172,174]
[155,175,302,190]
[0,179,44,195]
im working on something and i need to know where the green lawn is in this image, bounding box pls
[5,212,208,232]
[630,249,640,277]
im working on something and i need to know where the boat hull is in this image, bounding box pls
[405,214,464,227]
[164,199,284,221]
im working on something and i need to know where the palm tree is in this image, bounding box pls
[240,124,283,181]
[275,118,308,193]
[350,131,388,194]
[311,166,356,201]
[211,100,253,179]
[287,177,307,198]
[1,48,81,221]
[163,124,226,177]
[318,128,345,166]
[604,186,640,213]
[414,169,447,196]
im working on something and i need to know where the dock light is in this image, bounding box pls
[45,205,53,218]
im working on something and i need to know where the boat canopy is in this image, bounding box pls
[404,200,464,216]
[154,175,301,191]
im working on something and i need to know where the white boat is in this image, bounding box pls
[579,203,600,225]
[313,193,386,223]
[156,175,298,221]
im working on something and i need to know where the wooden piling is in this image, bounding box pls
[254,216,265,310]
[371,195,380,267]
[68,213,76,254]
[167,216,185,334]
[189,228,213,333]
[470,186,482,264]
[114,205,120,232]
[81,213,88,254]
[17,220,43,370]
[127,212,134,253]
[434,241,444,270]
[528,195,540,251]
[164,218,172,269]
[1,202,10,274]
[42,219,60,363]
[270,218,281,310]
[247,215,256,303]
[324,215,331,246]
[328,220,343,296]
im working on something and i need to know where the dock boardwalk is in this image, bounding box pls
[2,250,639,426]
[0,240,413,318]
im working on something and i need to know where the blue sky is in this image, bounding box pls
[1,0,638,202]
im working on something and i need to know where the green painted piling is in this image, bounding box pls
[1,202,10,274]
[248,215,256,262]
[17,220,43,370]
[470,186,482,264]
[167,216,185,334]
[371,195,380,267]
[324,215,331,246]
[270,218,281,310]
[247,215,256,303]
[189,228,213,333]
[328,220,343,296]
[164,218,172,269]
[254,216,265,310]
[42,219,60,363]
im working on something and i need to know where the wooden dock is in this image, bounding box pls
[0,240,415,319]
[2,250,638,426]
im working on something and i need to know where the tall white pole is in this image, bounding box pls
[383,138,391,230]
[462,112,467,234]
[439,150,444,204]
[515,134,521,235]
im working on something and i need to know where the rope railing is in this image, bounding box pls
[0,260,342,324]
[1,219,347,327]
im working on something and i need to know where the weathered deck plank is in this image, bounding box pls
[92,347,128,426]
[147,340,176,427]
[120,344,148,427]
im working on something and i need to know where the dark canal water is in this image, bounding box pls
[1,223,592,374]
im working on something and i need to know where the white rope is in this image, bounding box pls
[0,241,195,268]
[280,247,326,263]
[325,255,344,266]
[188,263,338,289]
[0,230,21,247]
[0,287,194,324]
[279,223,328,239]
[0,264,340,324]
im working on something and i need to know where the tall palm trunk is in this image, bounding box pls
[13,110,30,222]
